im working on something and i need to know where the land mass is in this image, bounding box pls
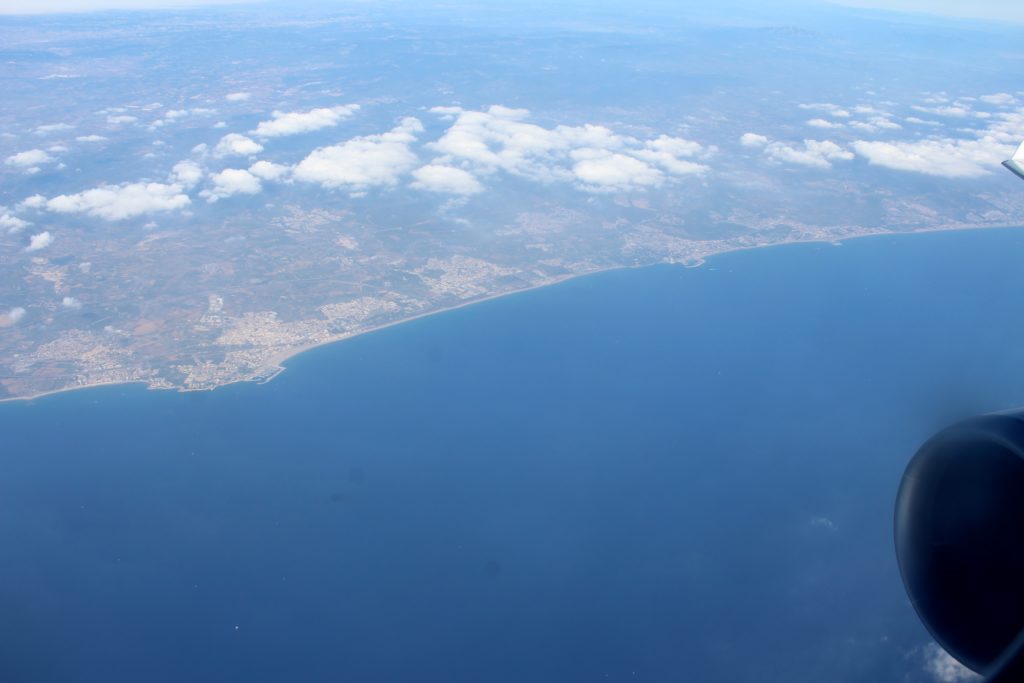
[4,4,1024,402]
[3,211,1020,403]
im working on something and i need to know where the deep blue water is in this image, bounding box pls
[5,228,1024,683]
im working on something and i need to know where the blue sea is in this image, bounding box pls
[5,228,1024,683]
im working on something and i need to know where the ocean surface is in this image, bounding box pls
[5,228,1024,683]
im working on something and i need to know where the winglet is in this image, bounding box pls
[1003,141,1024,180]
[999,141,1024,180]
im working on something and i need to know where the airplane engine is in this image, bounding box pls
[896,412,1024,682]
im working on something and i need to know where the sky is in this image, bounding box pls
[833,0,1024,24]
[0,0,1023,24]
[0,0,256,12]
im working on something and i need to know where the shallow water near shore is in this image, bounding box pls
[4,228,1024,682]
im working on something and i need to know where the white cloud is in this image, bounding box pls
[35,123,74,134]
[912,104,972,118]
[851,105,1024,178]
[5,149,54,168]
[106,115,138,125]
[201,168,262,202]
[979,93,1016,106]
[46,182,191,220]
[798,103,851,118]
[848,116,902,133]
[251,104,360,138]
[62,296,82,310]
[214,133,263,157]
[76,134,107,142]
[808,118,843,129]
[425,105,711,189]
[923,644,979,683]
[170,160,203,189]
[633,135,710,175]
[0,209,28,233]
[571,148,663,192]
[18,195,46,210]
[852,137,1009,178]
[428,105,583,181]
[0,307,25,327]
[150,108,201,129]
[293,117,423,192]
[740,133,769,147]
[411,164,483,195]
[248,160,290,181]
[905,117,941,126]
[26,231,53,252]
[873,117,902,130]
[225,92,251,102]
[760,139,853,169]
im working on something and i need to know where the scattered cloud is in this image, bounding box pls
[411,164,483,195]
[0,307,25,328]
[35,123,74,134]
[633,135,711,175]
[200,168,262,202]
[76,134,107,142]
[848,116,902,133]
[26,231,53,252]
[251,104,360,138]
[62,296,82,310]
[771,140,853,168]
[425,105,710,191]
[798,102,851,118]
[853,139,994,177]
[293,117,423,193]
[750,137,853,169]
[248,160,290,181]
[225,92,251,102]
[979,93,1016,106]
[905,117,941,126]
[808,118,843,129]
[740,133,769,147]
[170,160,203,189]
[0,209,28,233]
[106,114,138,125]
[18,195,46,210]
[570,148,663,192]
[5,149,54,168]
[923,644,979,683]
[851,105,1022,178]
[45,182,191,220]
[214,133,263,157]
[912,104,972,118]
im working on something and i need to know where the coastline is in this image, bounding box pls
[3,220,1022,407]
